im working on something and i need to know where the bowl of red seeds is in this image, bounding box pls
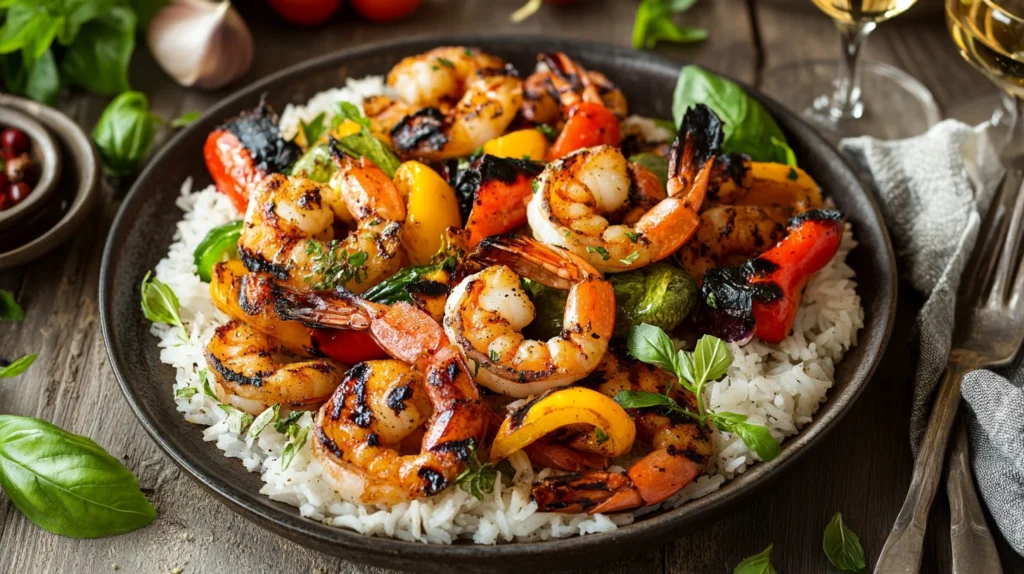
[0,107,62,231]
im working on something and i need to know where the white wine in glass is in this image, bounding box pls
[761,0,940,142]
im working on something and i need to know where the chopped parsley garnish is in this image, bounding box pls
[535,123,557,141]
[489,349,500,362]
[437,57,456,68]
[620,251,640,265]
[586,245,610,261]
[455,440,497,500]
[624,231,639,243]
[787,167,799,181]
[595,427,610,445]
[304,239,369,290]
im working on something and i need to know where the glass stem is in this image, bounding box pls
[1001,94,1024,169]
[828,20,877,121]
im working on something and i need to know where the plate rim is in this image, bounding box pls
[99,33,897,567]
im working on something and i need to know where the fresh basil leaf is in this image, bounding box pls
[334,101,371,129]
[59,0,117,45]
[626,323,678,374]
[139,271,184,330]
[614,390,678,411]
[676,349,696,387]
[629,152,669,187]
[0,415,155,538]
[771,136,797,167]
[710,411,747,432]
[733,544,778,574]
[60,6,135,96]
[92,90,160,176]
[823,512,867,572]
[672,66,791,164]
[298,111,327,146]
[170,111,201,129]
[274,410,303,434]
[23,48,60,105]
[455,440,497,500]
[247,404,279,440]
[174,387,198,399]
[632,0,707,50]
[280,424,309,470]
[0,289,24,321]
[218,404,254,434]
[0,354,36,378]
[0,4,57,59]
[693,334,732,384]
[330,102,400,177]
[733,421,781,462]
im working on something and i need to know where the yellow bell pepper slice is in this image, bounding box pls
[489,387,636,462]
[393,161,463,265]
[716,161,822,211]
[482,129,550,162]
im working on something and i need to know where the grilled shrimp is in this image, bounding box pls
[366,47,522,161]
[238,157,406,293]
[521,54,628,125]
[675,205,787,285]
[443,235,615,398]
[527,104,724,273]
[204,320,343,415]
[531,349,711,514]
[270,285,489,505]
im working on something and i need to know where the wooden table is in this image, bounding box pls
[0,1,1016,572]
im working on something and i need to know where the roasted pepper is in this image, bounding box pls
[546,102,621,161]
[204,101,300,213]
[489,387,636,462]
[701,209,845,343]
[450,155,544,246]
[483,129,550,162]
[393,161,463,264]
[709,155,822,213]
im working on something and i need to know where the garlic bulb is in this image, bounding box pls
[147,0,254,90]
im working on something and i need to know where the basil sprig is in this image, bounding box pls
[823,512,867,572]
[733,544,778,574]
[616,324,781,462]
[330,102,400,178]
[0,289,24,321]
[0,415,155,537]
[671,66,795,165]
[92,90,160,176]
[0,354,37,378]
[454,439,497,500]
[140,271,185,334]
[632,0,708,50]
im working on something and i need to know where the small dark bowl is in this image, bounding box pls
[100,36,896,573]
[0,106,62,231]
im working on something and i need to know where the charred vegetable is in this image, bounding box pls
[524,263,697,340]
[448,154,544,246]
[193,220,243,282]
[203,99,300,212]
[701,209,845,343]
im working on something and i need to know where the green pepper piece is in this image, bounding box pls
[289,142,337,183]
[193,220,243,282]
[363,263,440,305]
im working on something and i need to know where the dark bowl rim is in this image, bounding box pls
[99,34,897,565]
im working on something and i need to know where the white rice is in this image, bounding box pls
[149,80,864,544]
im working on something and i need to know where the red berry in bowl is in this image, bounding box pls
[0,172,9,191]
[1,128,29,155]
[8,182,31,205]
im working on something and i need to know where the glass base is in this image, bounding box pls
[760,60,942,143]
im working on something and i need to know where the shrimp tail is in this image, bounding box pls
[667,103,724,205]
[270,283,375,331]
[469,234,602,289]
[538,52,600,105]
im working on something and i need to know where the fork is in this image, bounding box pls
[875,175,1024,574]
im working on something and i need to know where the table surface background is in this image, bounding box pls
[1,1,1018,572]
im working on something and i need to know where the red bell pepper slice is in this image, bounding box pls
[546,102,621,161]
[204,129,264,213]
[311,329,390,365]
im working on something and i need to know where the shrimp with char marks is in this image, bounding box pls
[675,205,787,285]
[521,54,628,125]
[531,349,711,514]
[269,283,488,505]
[527,103,724,273]
[443,234,615,398]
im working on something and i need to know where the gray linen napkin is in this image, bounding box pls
[839,120,1024,553]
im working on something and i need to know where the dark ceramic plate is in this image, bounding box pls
[100,36,896,573]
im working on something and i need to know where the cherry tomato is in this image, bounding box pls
[312,330,390,365]
[204,129,263,213]
[1,128,28,155]
[350,0,420,21]
[546,102,621,160]
[8,182,31,205]
[268,0,343,26]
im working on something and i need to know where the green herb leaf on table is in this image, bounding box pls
[455,440,497,500]
[0,354,37,378]
[60,6,135,96]
[733,544,778,574]
[170,111,201,129]
[247,404,280,440]
[0,415,155,538]
[140,271,185,332]
[823,512,867,572]
[298,111,327,145]
[672,66,793,164]
[0,289,24,321]
[632,0,708,50]
[93,90,160,176]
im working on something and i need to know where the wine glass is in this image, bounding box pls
[760,0,941,142]
[946,0,1024,168]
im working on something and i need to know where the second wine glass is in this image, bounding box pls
[761,0,941,142]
